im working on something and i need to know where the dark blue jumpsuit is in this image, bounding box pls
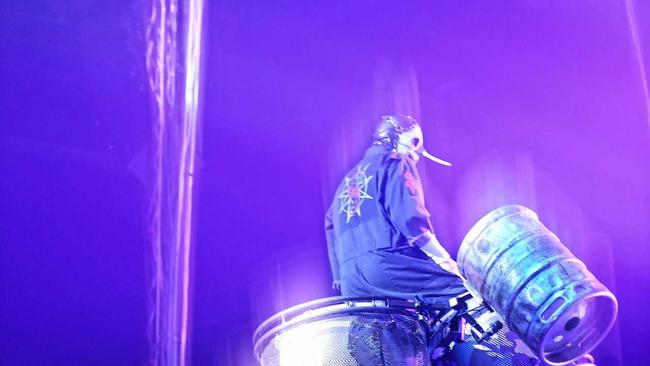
[325,145,541,366]
[325,145,466,299]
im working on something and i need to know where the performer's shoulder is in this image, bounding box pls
[386,151,406,162]
[381,154,420,179]
[384,152,413,167]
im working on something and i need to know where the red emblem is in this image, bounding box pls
[403,171,419,195]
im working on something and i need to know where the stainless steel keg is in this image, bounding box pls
[458,205,617,365]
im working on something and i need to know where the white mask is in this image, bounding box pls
[374,115,452,166]
[396,124,424,162]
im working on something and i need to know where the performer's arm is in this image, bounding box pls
[324,203,341,290]
[384,156,460,276]
[418,234,461,277]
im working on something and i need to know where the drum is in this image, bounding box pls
[253,297,431,366]
[458,205,618,365]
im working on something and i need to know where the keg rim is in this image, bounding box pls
[539,290,618,365]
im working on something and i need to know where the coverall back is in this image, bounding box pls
[325,145,466,299]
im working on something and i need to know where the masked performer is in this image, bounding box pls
[324,115,597,366]
[325,114,465,300]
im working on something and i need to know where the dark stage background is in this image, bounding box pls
[1,1,649,365]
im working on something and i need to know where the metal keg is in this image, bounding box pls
[253,297,430,366]
[458,205,617,365]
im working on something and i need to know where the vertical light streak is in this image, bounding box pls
[624,0,650,138]
[145,0,168,362]
[154,0,166,360]
[166,3,181,363]
[146,0,204,364]
[177,0,204,364]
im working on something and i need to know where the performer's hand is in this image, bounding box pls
[332,281,341,292]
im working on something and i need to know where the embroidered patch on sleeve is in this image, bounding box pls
[338,164,373,223]
[403,170,420,196]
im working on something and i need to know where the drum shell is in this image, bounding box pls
[458,205,617,365]
[253,297,430,366]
